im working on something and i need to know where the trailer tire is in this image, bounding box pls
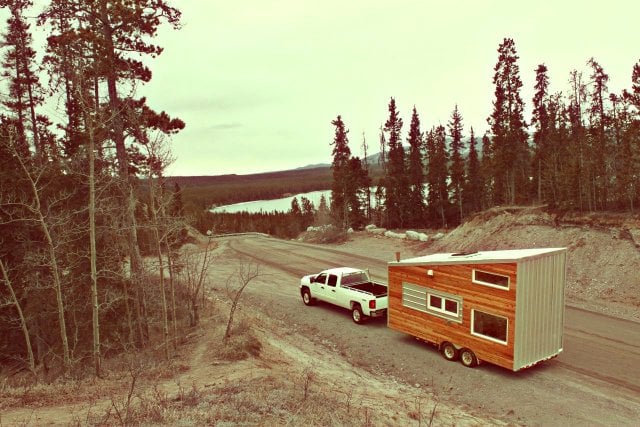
[301,288,314,306]
[459,348,479,368]
[440,342,458,361]
[351,304,366,324]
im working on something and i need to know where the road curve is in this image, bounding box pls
[224,235,640,425]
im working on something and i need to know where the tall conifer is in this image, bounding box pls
[488,38,529,205]
[406,106,425,226]
[382,97,407,228]
[448,105,465,223]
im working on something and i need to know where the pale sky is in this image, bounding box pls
[11,1,640,176]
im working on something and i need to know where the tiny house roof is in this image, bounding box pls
[392,248,565,266]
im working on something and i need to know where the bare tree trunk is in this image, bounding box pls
[99,1,147,346]
[9,140,71,372]
[165,242,178,348]
[224,262,261,342]
[149,177,170,360]
[0,259,35,375]
[87,115,101,377]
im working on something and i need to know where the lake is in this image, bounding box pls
[210,189,333,213]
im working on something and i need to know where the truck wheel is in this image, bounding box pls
[351,304,366,324]
[459,348,479,368]
[440,342,458,361]
[301,288,314,306]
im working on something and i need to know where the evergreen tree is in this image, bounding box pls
[488,38,529,205]
[1,0,46,160]
[330,115,351,229]
[426,126,449,227]
[480,132,493,208]
[406,106,425,227]
[345,156,370,229]
[463,127,482,214]
[567,69,590,210]
[382,97,407,228]
[300,196,315,229]
[532,64,550,203]
[587,57,610,210]
[315,194,331,225]
[448,105,465,223]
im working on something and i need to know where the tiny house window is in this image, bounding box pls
[426,292,462,322]
[471,309,508,344]
[473,269,510,290]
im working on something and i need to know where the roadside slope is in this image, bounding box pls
[329,207,640,321]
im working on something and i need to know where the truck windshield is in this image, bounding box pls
[341,271,367,286]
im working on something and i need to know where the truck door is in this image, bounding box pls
[324,274,339,305]
[313,273,328,302]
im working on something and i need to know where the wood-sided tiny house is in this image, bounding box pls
[387,248,567,371]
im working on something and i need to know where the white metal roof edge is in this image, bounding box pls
[388,248,567,266]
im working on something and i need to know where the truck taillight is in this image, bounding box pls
[369,300,376,309]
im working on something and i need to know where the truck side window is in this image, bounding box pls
[314,273,327,284]
[327,274,338,287]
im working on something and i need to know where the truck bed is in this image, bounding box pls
[344,282,388,297]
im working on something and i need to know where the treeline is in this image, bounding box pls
[331,38,640,230]
[0,0,198,379]
[195,195,330,239]
[169,167,334,211]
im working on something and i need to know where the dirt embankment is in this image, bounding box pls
[334,206,640,322]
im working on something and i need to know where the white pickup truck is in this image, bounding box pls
[299,267,388,324]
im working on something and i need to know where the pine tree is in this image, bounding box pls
[463,127,482,214]
[426,126,449,227]
[330,115,351,229]
[448,105,465,223]
[488,38,529,205]
[480,132,493,209]
[532,64,550,203]
[587,58,610,210]
[1,1,46,160]
[382,97,407,228]
[567,69,589,210]
[406,106,425,227]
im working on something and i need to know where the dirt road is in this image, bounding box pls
[219,234,640,426]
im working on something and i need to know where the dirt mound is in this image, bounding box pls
[427,206,640,321]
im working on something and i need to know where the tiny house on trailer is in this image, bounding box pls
[387,248,567,371]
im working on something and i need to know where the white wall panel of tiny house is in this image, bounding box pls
[513,249,567,370]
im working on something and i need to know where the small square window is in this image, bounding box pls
[429,295,442,309]
[444,299,458,314]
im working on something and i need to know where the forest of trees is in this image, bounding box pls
[0,0,193,378]
[331,38,640,231]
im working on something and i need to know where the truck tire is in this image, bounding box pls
[440,342,458,361]
[351,304,366,324]
[459,348,479,368]
[301,288,314,306]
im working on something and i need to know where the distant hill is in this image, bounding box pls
[167,162,383,209]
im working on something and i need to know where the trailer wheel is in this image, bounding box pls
[351,304,366,324]
[301,288,314,306]
[440,342,458,361]
[459,348,479,368]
